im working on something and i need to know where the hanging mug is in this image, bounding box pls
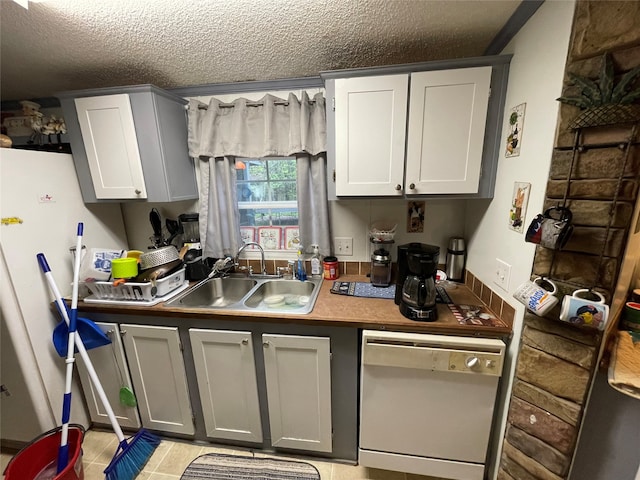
[559,289,609,331]
[525,206,574,250]
[513,277,559,316]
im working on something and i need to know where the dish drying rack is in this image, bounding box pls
[84,268,187,303]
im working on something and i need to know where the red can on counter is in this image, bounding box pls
[323,256,339,280]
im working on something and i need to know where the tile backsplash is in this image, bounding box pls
[465,270,515,327]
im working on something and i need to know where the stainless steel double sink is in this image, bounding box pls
[164,274,323,315]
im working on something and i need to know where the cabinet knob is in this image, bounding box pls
[395,184,402,191]
[409,183,416,190]
[135,189,142,195]
[263,341,270,348]
[242,339,249,345]
[120,330,127,336]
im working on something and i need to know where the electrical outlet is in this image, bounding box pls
[335,237,353,256]
[494,259,511,290]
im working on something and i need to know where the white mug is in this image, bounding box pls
[560,289,608,331]
[513,277,559,316]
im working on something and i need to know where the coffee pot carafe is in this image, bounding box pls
[398,246,440,321]
[401,275,436,310]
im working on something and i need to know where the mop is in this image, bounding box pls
[55,223,83,473]
[38,250,159,480]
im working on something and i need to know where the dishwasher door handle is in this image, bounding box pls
[362,342,442,370]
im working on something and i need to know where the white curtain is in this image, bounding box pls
[297,153,331,257]
[187,92,328,258]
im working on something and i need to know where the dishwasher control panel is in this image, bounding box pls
[449,351,503,375]
[362,331,505,377]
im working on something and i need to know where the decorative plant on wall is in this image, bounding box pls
[557,52,640,128]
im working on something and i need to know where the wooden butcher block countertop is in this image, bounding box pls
[77,275,511,337]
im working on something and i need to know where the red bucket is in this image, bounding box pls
[4,424,85,480]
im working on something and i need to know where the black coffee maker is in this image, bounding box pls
[396,243,440,321]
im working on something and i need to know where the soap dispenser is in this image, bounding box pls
[310,244,322,277]
[296,246,307,281]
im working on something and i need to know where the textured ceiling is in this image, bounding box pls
[0,0,521,101]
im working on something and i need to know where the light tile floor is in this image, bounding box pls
[1,429,446,480]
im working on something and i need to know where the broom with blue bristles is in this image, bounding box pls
[38,224,160,480]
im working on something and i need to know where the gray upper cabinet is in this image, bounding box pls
[57,85,198,203]
[322,55,511,199]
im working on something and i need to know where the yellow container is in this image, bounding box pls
[111,257,139,279]
[126,250,144,261]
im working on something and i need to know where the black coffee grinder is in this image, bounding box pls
[396,243,440,321]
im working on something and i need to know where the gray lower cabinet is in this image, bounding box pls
[262,334,332,453]
[76,322,141,429]
[77,312,359,461]
[121,324,194,435]
[189,329,263,443]
[189,330,332,454]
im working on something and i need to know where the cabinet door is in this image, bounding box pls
[406,67,491,194]
[334,75,408,196]
[189,329,262,442]
[262,334,332,453]
[76,322,141,428]
[74,94,147,199]
[121,324,194,435]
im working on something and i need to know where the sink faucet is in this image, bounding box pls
[235,242,267,275]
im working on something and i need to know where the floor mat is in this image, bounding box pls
[180,453,320,480]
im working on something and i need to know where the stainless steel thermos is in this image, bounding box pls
[445,237,466,282]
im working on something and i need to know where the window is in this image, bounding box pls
[236,157,300,251]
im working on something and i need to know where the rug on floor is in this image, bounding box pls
[180,453,321,480]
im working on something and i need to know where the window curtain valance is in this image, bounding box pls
[187,91,330,259]
[188,91,326,159]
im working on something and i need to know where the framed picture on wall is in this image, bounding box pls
[505,103,526,157]
[257,227,281,250]
[509,182,531,233]
[284,227,301,251]
[407,201,425,233]
[240,227,255,246]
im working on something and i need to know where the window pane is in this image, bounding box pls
[237,182,266,202]
[239,209,256,227]
[271,181,296,201]
[267,159,296,180]
[251,209,274,227]
[236,157,298,250]
[269,208,298,226]
[246,161,267,181]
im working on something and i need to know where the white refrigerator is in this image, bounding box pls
[0,148,127,444]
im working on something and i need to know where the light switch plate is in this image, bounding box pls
[335,237,353,256]
[494,258,511,290]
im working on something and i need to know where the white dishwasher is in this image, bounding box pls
[359,330,505,480]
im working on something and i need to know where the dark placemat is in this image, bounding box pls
[331,281,395,299]
[330,282,453,303]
